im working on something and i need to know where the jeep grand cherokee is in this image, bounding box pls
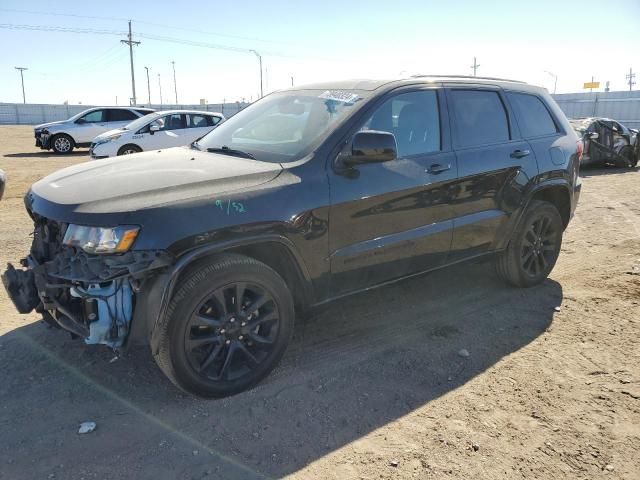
[3,76,581,397]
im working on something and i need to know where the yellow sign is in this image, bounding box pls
[583,82,600,89]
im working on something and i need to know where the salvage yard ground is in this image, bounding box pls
[0,125,639,480]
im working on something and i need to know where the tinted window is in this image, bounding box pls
[188,114,213,128]
[361,90,440,157]
[159,114,185,131]
[79,110,105,123]
[135,109,154,116]
[507,92,558,137]
[108,109,138,122]
[450,90,509,148]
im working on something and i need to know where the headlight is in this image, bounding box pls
[95,134,122,146]
[63,225,140,254]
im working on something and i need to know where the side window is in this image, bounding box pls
[507,92,558,138]
[187,114,211,128]
[360,90,440,157]
[449,90,510,148]
[135,109,154,116]
[108,109,138,122]
[161,114,185,131]
[79,110,105,123]
[211,115,222,126]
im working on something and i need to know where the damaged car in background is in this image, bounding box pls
[570,117,639,168]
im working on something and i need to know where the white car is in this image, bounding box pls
[90,110,225,159]
[34,107,155,154]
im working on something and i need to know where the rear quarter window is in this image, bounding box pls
[507,92,558,138]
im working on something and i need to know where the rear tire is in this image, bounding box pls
[51,134,74,154]
[117,144,142,156]
[154,254,294,398]
[496,200,563,288]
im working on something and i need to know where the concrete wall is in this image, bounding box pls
[0,102,250,125]
[551,91,640,129]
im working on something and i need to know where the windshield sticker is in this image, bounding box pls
[215,199,247,215]
[318,90,360,104]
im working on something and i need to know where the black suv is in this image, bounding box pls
[3,77,581,397]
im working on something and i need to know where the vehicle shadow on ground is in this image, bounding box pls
[580,165,638,177]
[0,262,562,479]
[3,151,88,158]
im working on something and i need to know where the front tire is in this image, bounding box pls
[51,134,74,154]
[619,146,638,168]
[154,254,294,398]
[496,200,563,288]
[117,144,142,156]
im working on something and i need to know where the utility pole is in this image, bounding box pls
[291,76,294,87]
[171,61,178,104]
[121,20,140,105]
[544,70,558,94]
[14,67,27,103]
[158,73,163,108]
[144,66,151,105]
[470,57,480,76]
[249,50,263,98]
[626,67,636,91]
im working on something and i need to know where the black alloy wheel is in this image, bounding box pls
[520,213,559,279]
[184,282,279,381]
[154,254,294,398]
[496,200,563,287]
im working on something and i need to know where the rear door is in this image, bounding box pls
[505,90,563,176]
[446,86,538,261]
[329,86,457,295]
[186,113,220,142]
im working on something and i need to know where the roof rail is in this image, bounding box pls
[410,74,526,84]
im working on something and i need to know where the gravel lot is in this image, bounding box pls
[0,125,638,480]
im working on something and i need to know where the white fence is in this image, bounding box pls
[0,102,250,125]
[552,91,640,129]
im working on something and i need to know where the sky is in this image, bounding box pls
[1,0,639,106]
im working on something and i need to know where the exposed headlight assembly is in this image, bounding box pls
[63,225,140,254]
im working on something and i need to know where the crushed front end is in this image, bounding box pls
[2,213,173,349]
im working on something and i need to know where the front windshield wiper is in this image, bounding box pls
[206,145,255,160]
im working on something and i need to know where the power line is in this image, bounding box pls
[0,7,285,45]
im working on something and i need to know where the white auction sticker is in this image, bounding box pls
[318,90,360,104]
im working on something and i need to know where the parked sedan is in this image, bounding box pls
[35,107,155,154]
[570,117,639,168]
[90,110,225,159]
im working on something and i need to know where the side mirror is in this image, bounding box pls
[344,131,397,166]
[589,131,599,140]
[149,125,160,135]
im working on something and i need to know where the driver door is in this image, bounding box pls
[74,109,108,143]
[148,114,188,149]
[328,87,457,296]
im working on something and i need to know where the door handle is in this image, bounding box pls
[427,163,451,174]
[510,149,530,159]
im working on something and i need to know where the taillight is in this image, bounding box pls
[576,139,584,162]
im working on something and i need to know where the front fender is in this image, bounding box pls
[147,234,312,354]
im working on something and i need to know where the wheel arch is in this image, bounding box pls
[117,143,142,155]
[529,183,571,228]
[149,235,314,354]
[51,131,77,146]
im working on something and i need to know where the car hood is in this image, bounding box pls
[35,120,67,130]
[28,147,284,218]
[94,128,127,141]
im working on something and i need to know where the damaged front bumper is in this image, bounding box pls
[2,247,173,349]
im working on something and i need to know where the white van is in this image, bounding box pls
[90,110,225,159]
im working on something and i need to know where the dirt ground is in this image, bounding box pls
[0,125,638,480]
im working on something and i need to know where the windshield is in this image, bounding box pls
[196,89,368,163]
[124,112,162,132]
